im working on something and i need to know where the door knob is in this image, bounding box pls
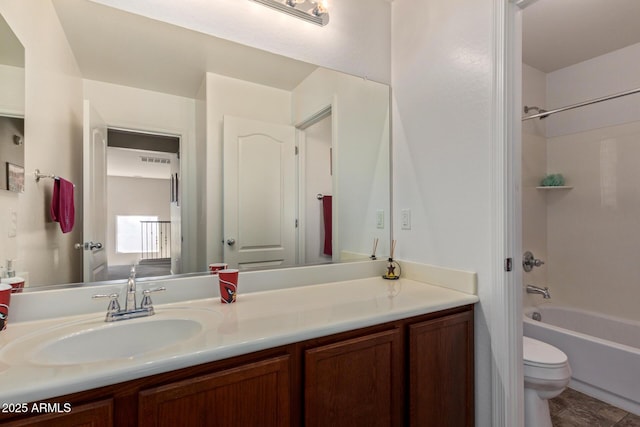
[226,239,236,246]
[76,241,104,250]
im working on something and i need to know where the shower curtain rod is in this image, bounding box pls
[522,86,640,121]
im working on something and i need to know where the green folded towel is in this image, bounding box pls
[540,173,565,187]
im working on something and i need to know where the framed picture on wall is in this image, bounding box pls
[6,163,24,193]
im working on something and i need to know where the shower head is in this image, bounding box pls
[523,105,549,119]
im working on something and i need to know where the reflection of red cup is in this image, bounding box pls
[208,263,228,275]
[218,269,239,303]
[0,284,12,331]
[1,277,25,293]
[218,305,238,334]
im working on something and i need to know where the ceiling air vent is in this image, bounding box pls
[140,156,170,164]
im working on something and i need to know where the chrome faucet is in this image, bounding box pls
[526,284,550,299]
[125,265,137,312]
[93,265,166,322]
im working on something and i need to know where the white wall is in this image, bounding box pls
[204,73,292,267]
[106,176,171,266]
[91,0,391,85]
[546,121,640,321]
[82,79,201,273]
[292,67,391,260]
[303,115,332,264]
[0,0,83,286]
[391,0,495,425]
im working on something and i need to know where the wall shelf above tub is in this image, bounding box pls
[536,186,573,190]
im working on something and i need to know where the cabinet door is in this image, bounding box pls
[138,355,290,427]
[1,399,113,427]
[304,329,402,427]
[409,310,474,427]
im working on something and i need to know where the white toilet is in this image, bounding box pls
[523,336,572,427]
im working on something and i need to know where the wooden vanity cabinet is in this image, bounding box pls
[0,305,474,427]
[138,355,291,427]
[304,329,402,427]
[408,309,474,427]
[0,399,113,427]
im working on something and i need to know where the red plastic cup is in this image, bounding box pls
[208,263,228,275]
[218,269,239,303]
[0,283,12,331]
[1,277,25,293]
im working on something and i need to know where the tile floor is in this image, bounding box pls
[550,388,640,426]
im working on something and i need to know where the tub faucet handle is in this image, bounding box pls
[523,251,545,272]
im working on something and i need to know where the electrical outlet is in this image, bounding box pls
[401,209,411,230]
[376,210,384,229]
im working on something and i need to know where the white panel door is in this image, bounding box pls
[82,100,108,282]
[223,115,296,269]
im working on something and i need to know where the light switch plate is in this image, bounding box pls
[401,209,411,230]
[376,210,384,229]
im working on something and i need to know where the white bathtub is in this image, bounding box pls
[523,304,640,415]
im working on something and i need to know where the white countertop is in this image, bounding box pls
[0,275,478,404]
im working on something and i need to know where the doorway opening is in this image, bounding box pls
[105,128,181,280]
[296,106,333,265]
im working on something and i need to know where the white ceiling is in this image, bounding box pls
[52,0,319,98]
[523,0,640,73]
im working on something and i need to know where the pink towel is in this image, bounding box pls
[50,178,75,233]
[322,196,332,256]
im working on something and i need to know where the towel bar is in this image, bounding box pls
[34,169,76,188]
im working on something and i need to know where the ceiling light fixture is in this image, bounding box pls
[250,0,329,26]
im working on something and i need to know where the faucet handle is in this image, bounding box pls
[523,251,545,272]
[141,287,166,309]
[92,293,121,313]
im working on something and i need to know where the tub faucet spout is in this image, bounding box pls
[526,284,551,299]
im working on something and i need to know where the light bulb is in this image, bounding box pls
[313,0,328,15]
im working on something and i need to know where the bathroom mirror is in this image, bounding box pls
[0,13,25,192]
[5,0,390,290]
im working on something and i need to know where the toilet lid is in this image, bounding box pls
[523,336,568,368]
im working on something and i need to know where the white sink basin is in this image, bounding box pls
[31,318,201,365]
[0,308,218,366]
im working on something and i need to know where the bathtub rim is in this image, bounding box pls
[523,304,640,355]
